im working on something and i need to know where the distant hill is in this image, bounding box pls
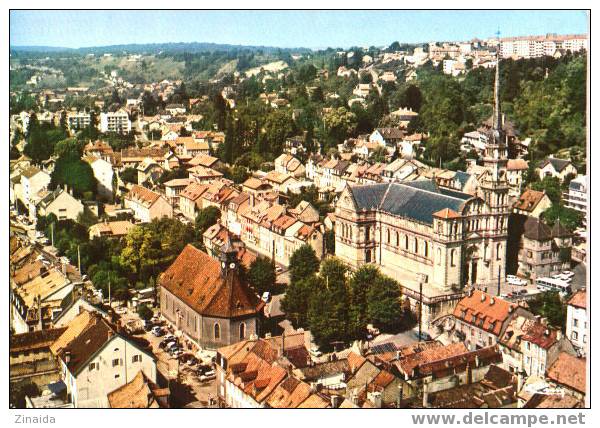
[10,42,313,55]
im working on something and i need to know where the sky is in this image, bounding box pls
[10,10,589,49]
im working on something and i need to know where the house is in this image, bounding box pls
[89,220,135,240]
[50,311,157,408]
[165,103,186,115]
[163,178,191,207]
[513,189,553,218]
[369,127,404,148]
[564,175,587,224]
[506,159,528,198]
[83,156,114,201]
[31,187,84,222]
[18,166,51,209]
[274,154,306,178]
[159,244,264,349]
[188,165,224,183]
[179,182,209,220]
[517,217,571,280]
[498,312,575,377]
[566,290,587,356]
[66,111,91,132]
[136,157,164,185]
[107,371,169,408]
[451,291,516,351]
[536,156,577,182]
[188,154,222,170]
[52,295,108,328]
[10,328,67,390]
[546,353,586,401]
[124,185,173,223]
[83,140,114,163]
[262,171,298,193]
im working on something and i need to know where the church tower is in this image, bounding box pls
[476,43,510,292]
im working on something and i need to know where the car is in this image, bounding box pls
[199,370,216,382]
[275,266,283,274]
[171,349,183,358]
[309,347,322,358]
[196,365,213,376]
[562,270,574,277]
[500,293,509,298]
[261,292,271,303]
[517,289,528,295]
[165,341,178,351]
[151,326,164,337]
[163,334,176,342]
[159,339,176,349]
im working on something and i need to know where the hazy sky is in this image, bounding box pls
[10,10,589,49]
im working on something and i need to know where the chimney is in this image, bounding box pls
[557,330,563,341]
[480,294,486,302]
[64,351,71,364]
[489,297,495,305]
[367,391,383,408]
[37,295,43,331]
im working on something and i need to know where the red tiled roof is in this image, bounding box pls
[159,244,263,319]
[126,185,162,207]
[568,289,586,310]
[547,353,586,394]
[514,189,547,212]
[453,290,515,336]
[433,208,460,219]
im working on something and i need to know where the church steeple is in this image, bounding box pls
[493,35,502,135]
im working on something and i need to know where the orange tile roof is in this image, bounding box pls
[159,244,263,318]
[568,289,586,310]
[126,185,162,207]
[507,159,529,171]
[453,290,515,336]
[433,208,460,219]
[108,370,163,408]
[514,189,547,212]
[180,182,208,202]
[547,353,586,394]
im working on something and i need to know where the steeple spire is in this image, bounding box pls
[493,29,502,133]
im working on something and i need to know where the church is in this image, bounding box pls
[335,56,510,329]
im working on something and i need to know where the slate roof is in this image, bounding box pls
[453,171,472,188]
[349,180,472,225]
[523,217,553,241]
[10,328,67,353]
[539,157,572,172]
[159,244,263,319]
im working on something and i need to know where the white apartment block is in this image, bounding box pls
[67,111,91,131]
[566,290,587,357]
[100,109,131,134]
[499,34,588,59]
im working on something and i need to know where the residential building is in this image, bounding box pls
[84,156,114,201]
[66,111,91,132]
[31,187,84,222]
[100,109,131,134]
[179,182,209,221]
[513,189,553,218]
[546,352,586,402]
[564,175,587,223]
[274,154,306,178]
[159,244,264,349]
[50,311,157,408]
[89,220,135,240]
[18,166,51,208]
[517,217,571,280]
[506,159,528,198]
[163,178,191,207]
[136,157,164,185]
[124,185,173,223]
[566,290,587,356]
[107,371,169,408]
[536,156,577,182]
[499,34,587,59]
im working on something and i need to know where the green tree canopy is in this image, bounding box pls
[248,256,276,295]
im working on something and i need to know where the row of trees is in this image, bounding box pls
[282,246,414,349]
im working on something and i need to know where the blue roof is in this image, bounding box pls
[349,180,472,224]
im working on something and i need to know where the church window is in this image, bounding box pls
[405,235,409,250]
[496,243,502,260]
[414,237,418,253]
[437,248,442,265]
[450,249,456,267]
[366,250,372,263]
[396,232,400,247]
[239,322,246,340]
[424,242,429,257]
[214,323,221,340]
[386,229,390,244]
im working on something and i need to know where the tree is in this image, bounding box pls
[348,265,380,336]
[137,304,153,321]
[288,244,320,284]
[50,154,97,199]
[366,276,403,332]
[120,167,137,184]
[195,206,221,240]
[532,176,561,204]
[120,226,162,282]
[77,206,98,228]
[248,256,276,295]
[282,275,319,328]
[541,204,584,232]
[323,107,357,145]
[527,291,568,329]
[231,165,250,184]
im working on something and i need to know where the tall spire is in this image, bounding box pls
[493,29,502,133]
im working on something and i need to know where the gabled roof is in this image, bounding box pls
[125,185,162,207]
[348,180,471,225]
[159,245,263,319]
[108,370,166,408]
[514,189,548,213]
[179,182,208,202]
[538,157,572,172]
[568,289,586,310]
[523,217,552,241]
[507,159,528,171]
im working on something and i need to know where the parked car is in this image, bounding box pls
[275,266,283,274]
[171,349,183,358]
[261,292,271,303]
[309,347,322,358]
[159,338,176,349]
[151,326,164,337]
[416,331,432,341]
[199,370,216,382]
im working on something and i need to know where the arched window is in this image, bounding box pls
[450,249,456,267]
[396,232,400,247]
[405,235,409,250]
[496,243,502,260]
[424,242,429,257]
[414,237,419,253]
[386,229,390,244]
[239,322,246,340]
[214,323,221,340]
[437,248,442,265]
